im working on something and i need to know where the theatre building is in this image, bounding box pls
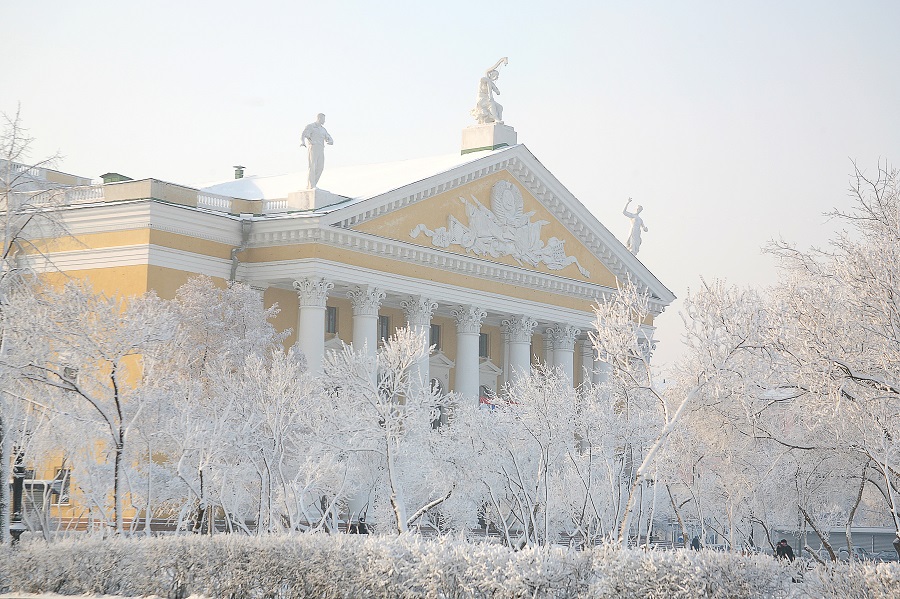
[16,121,674,404]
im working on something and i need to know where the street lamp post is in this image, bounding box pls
[9,449,26,545]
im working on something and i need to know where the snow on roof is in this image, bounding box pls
[199,148,505,205]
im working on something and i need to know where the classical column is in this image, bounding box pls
[547,324,581,384]
[401,295,437,395]
[501,315,537,386]
[543,329,555,368]
[347,286,385,358]
[451,305,486,403]
[501,329,510,390]
[293,277,334,375]
[579,337,595,387]
[594,358,612,385]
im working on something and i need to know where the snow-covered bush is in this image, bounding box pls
[3,534,897,598]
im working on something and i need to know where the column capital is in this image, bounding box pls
[347,286,385,316]
[293,277,333,308]
[451,305,487,334]
[501,315,538,343]
[546,323,581,352]
[401,295,438,326]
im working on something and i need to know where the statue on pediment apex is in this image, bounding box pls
[471,57,508,125]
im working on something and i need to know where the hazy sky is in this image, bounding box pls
[5,1,900,369]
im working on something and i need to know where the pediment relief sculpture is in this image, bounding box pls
[410,180,590,278]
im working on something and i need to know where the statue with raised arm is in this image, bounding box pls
[471,57,508,125]
[300,113,333,189]
[623,198,648,255]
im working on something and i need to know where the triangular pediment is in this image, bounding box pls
[429,351,456,369]
[351,169,616,286]
[324,145,674,306]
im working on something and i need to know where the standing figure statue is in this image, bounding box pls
[300,113,333,189]
[471,57,508,125]
[623,198,648,255]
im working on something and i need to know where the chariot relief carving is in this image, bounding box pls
[410,180,590,278]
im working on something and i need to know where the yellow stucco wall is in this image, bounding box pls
[27,230,151,254]
[266,286,299,349]
[41,265,150,296]
[149,230,233,260]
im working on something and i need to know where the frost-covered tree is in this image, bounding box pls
[469,366,609,547]
[0,106,68,544]
[5,281,175,534]
[317,329,453,534]
[764,162,900,539]
[140,277,290,533]
[589,281,728,545]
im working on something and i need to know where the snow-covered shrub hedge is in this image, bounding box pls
[1,534,898,598]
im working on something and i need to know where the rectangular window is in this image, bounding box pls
[479,333,489,358]
[51,468,71,506]
[430,324,441,350]
[378,315,391,342]
[325,306,338,334]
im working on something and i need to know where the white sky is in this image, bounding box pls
[5,1,900,370]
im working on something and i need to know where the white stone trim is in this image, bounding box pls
[244,226,639,311]
[23,244,232,279]
[241,259,599,329]
[48,200,245,246]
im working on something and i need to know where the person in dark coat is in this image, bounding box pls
[690,536,701,551]
[775,539,795,562]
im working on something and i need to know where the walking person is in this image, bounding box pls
[775,539,795,562]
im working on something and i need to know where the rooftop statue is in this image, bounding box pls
[300,113,333,189]
[623,198,648,255]
[471,57,508,125]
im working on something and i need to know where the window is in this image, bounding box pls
[431,380,447,429]
[378,315,391,342]
[430,324,441,350]
[62,366,78,383]
[325,306,338,334]
[22,468,71,509]
[479,333,489,358]
[51,468,71,506]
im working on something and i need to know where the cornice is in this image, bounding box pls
[52,199,244,246]
[240,258,603,329]
[248,226,647,311]
[327,157,515,230]
[24,243,231,279]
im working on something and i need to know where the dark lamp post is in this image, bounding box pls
[9,450,26,545]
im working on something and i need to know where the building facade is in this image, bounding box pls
[19,129,674,403]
